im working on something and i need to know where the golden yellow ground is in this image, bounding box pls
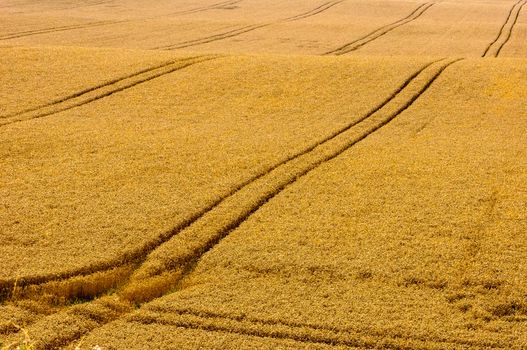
[1,0,526,349]
[72,58,527,350]
[0,47,182,117]
[0,0,525,56]
[0,51,428,283]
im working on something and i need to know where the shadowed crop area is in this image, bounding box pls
[1,0,526,349]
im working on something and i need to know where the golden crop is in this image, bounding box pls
[1,0,526,349]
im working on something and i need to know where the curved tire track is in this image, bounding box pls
[0,55,216,127]
[324,2,435,55]
[1,59,463,349]
[282,0,344,22]
[168,0,243,15]
[0,20,129,41]
[122,59,461,298]
[0,0,243,41]
[482,0,527,57]
[0,58,446,300]
[0,57,199,120]
[126,307,504,349]
[156,1,344,50]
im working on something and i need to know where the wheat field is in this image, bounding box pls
[1,0,526,349]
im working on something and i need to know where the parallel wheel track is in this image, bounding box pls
[482,0,527,57]
[324,2,435,55]
[155,1,344,50]
[0,55,217,127]
[127,307,504,349]
[132,58,462,287]
[1,59,464,349]
[0,20,128,41]
[0,58,458,298]
[167,0,243,15]
[282,0,344,22]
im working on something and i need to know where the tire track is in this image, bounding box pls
[0,55,217,127]
[123,59,461,299]
[3,0,113,12]
[0,57,199,120]
[130,314,415,350]
[0,20,129,41]
[22,273,503,350]
[156,1,344,50]
[0,59,444,300]
[2,297,132,350]
[0,59,463,349]
[155,23,271,50]
[324,2,435,55]
[168,0,243,15]
[482,0,527,57]
[0,0,243,41]
[282,0,344,22]
[56,0,115,11]
[127,308,505,349]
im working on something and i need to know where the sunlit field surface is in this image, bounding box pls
[1,0,526,349]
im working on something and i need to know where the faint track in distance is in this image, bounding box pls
[282,0,344,22]
[167,0,243,15]
[155,0,344,50]
[0,20,128,41]
[482,0,527,57]
[324,2,435,55]
[0,1,243,41]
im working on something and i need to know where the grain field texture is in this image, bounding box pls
[0,47,190,118]
[1,0,524,57]
[1,0,526,349]
[0,49,427,288]
[78,58,527,350]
